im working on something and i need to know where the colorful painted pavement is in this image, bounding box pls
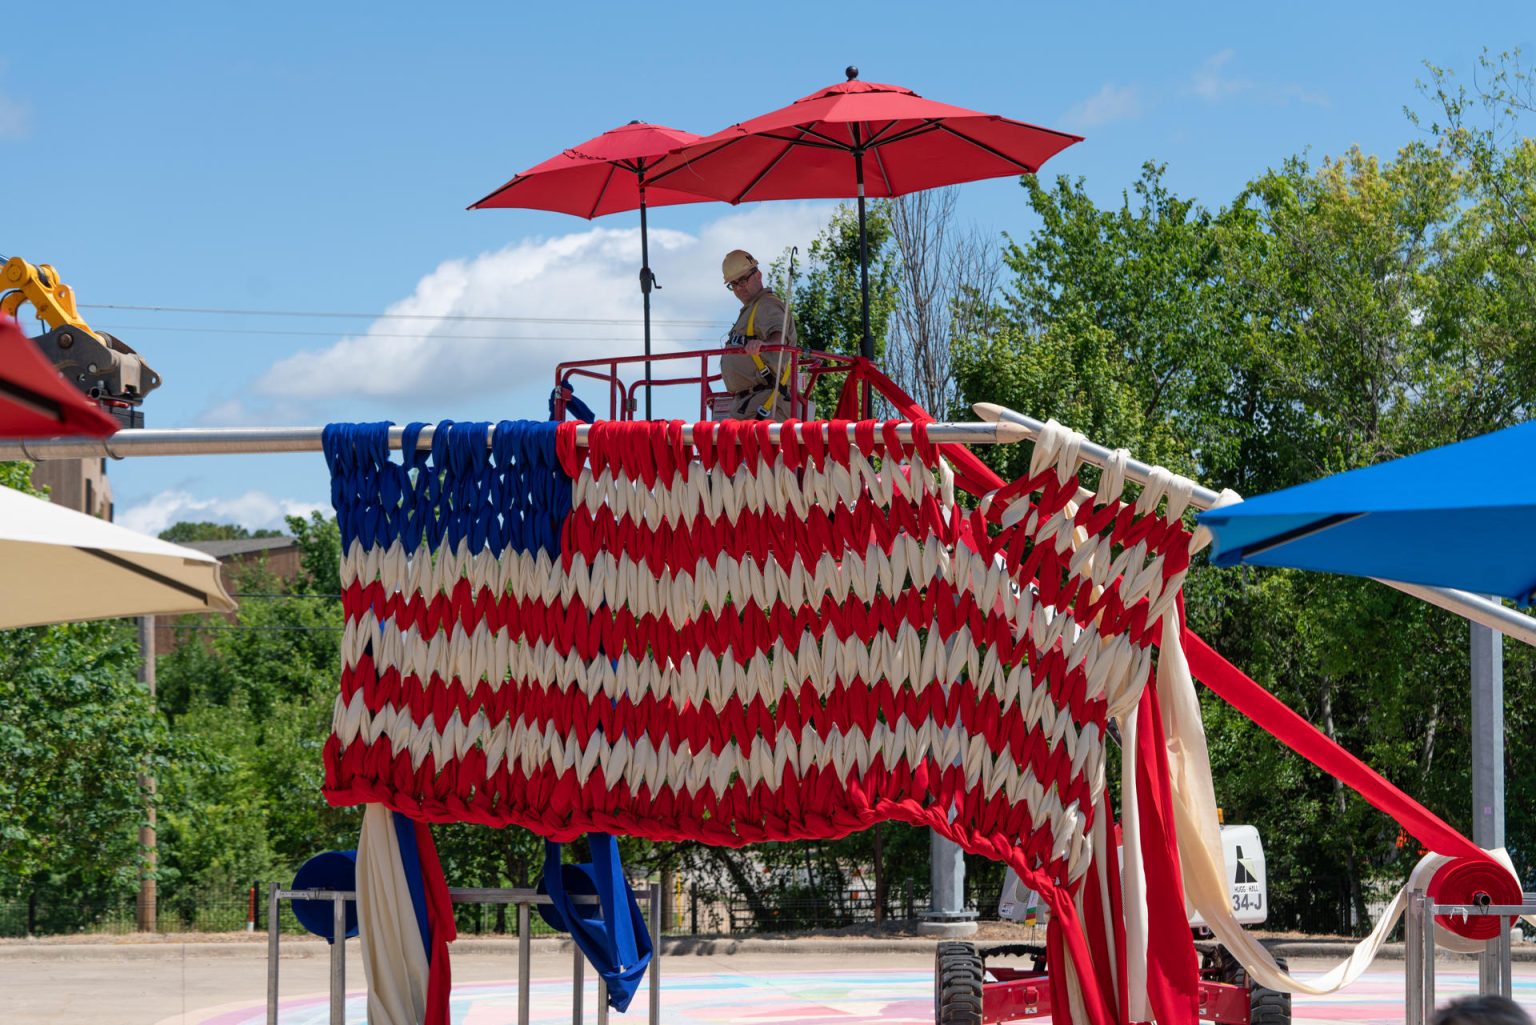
[174,967,1536,1025]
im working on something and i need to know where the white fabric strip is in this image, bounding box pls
[1119,698,1150,1022]
[357,803,430,1025]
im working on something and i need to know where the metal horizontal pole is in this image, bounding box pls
[973,402,1225,507]
[1431,903,1536,916]
[974,402,1536,649]
[1376,580,1536,649]
[279,886,599,905]
[0,420,1028,461]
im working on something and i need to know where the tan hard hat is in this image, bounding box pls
[722,249,758,283]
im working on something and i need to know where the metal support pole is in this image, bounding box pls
[639,182,654,421]
[266,883,280,1025]
[330,893,346,1025]
[0,419,1028,462]
[1499,922,1513,996]
[1406,888,1425,1025]
[597,978,610,1025]
[574,941,584,1025]
[517,901,531,1025]
[1480,917,1513,997]
[136,615,157,933]
[854,145,873,420]
[1422,891,1438,1020]
[1471,609,1505,855]
[649,881,662,1025]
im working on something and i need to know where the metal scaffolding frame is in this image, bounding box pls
[1402,888,1533,1024]
[268,882,663,1025]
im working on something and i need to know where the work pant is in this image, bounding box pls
[720,348,790,420]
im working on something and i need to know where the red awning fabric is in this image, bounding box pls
[0,317,118,439]
[469,122,709,218]
[648,77,1083,202]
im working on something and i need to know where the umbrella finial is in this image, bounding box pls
[845,66,859,81]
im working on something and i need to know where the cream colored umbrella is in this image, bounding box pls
[0,484,236,629]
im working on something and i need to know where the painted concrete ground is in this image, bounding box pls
[179,966,1536,1025]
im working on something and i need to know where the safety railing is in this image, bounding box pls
[552,346,863,422]
[267,882,662,1025]
[1403,888,1535,1024]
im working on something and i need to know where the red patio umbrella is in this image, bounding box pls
[650,68,1083,375]
[469,121,708,418]
[0,316,118,439]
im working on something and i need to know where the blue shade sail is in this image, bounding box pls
[1199,421,1536,604]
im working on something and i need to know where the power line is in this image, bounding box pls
[96,322,718,345]
[81,302,718,328]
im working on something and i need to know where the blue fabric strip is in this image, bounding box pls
[322,420,567,557]
[392,810,432,958]
[543,835,653,1012]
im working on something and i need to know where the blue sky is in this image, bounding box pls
[2,2,1528,534]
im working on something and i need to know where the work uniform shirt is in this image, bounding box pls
[721,288,797,419]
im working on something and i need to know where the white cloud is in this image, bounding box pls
[118,488,326,537]
[1061,83,1144,129]
[0,93,27,140]
[1190,50,1329,108]
[1192,49,1247,102]
[254,203,833,410]
[192,393,319,429]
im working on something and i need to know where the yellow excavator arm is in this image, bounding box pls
[1,256,97,335]
[2,255,161,426]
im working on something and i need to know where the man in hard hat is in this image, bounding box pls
[720,249,798,420]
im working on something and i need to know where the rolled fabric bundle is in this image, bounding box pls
[1428,855,1522,940]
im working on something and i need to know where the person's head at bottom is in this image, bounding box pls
[1433,995,1532,1025]
[722,249,762,302]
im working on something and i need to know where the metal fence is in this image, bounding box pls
[0,890,301,938]
[2,879,942,938]
[719,885,932,933]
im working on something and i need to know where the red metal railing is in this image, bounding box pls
[982,971,1252,1024]
[552,347,864,422]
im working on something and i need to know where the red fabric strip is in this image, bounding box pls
[1134,678,1199,1025]
[1180,626,1483,863]
[413,820,457,1025]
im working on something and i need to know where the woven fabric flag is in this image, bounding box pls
[322,416,1194,1020]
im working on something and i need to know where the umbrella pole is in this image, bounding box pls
[855,148,873,418]
[639,186,654,421]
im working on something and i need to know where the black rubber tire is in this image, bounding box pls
[1219,950,1291,1025]
[934,941,984,1025]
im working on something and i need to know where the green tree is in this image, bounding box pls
[0,462,32,492]
[0,461,162,930]
[960,129,1536,931]
[286,511,342,597]
[1409,49,1536,434]
[783,203,898,360]
[0,619,161,926]
[957,164,1251,483]
[158,522,283,543]
[154,516,355,901]
[772,203,899,417]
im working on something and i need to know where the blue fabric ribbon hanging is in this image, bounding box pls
[541,834,653,1012]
